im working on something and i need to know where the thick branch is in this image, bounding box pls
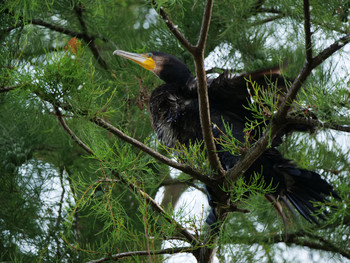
[86,246,193,263]
[311,33,350,69]
[191,0,225,177]
[153,0,224,177]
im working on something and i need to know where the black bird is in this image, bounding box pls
[113,50,339,230]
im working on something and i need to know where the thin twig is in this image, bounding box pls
[73,4,109,69]
[151,1,195,52]
[125,175,199,245]
[54,167,65,259]
[196,0,214,50]
[86,246,194,263]
[251,14,285,26]
[303,0,313,63]
[55,107,94,155]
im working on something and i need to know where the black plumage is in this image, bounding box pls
[113,50,339,229]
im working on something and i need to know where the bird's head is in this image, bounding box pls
[113,50,193,85]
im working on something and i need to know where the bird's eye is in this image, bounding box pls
[147,53,152,58]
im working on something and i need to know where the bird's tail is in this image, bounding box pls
[251,149,340,224]
[204,150,339,233]
[274,166,340,224]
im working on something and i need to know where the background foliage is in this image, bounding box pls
[0,0,349,262]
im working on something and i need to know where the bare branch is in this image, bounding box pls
[151,0,224,176]
[86,246,194,263]
[0,85,20,93]
[55,107,94,155]
[312,33,350,69]
[191,0,225,177]
[196,0,214,50]
[286,115,350,133]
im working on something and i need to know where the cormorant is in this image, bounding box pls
[113,49,339,231]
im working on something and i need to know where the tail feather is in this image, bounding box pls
[252,149,339,225]
[286,193,319,224]
[281,168,338,224]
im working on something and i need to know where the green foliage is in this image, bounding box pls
[0,0,349,262]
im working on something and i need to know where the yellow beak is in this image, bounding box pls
[113,50,155,71]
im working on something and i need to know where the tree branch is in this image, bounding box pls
[226,0,350,184]
[72,3,109,70]
[55,111,200,247]
[152,0,224,177]
[311,32,350,69]
[91,116,213,185]
[86,246,194,263]
[161,178,206,194]
[276,232,350,260]
[191,0,225,177]
[151,1,195,52]
[286,115,350,133]
[3,8,109,69]
[122,175,199,246]
[196,0,213,50]
[33,90,211,186]
[0,85,21,93]
[303,0,313,63]
[55,107,94,155]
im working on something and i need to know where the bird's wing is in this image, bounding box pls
[208,66,289,107]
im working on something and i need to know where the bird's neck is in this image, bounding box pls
[159,64,193,86]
